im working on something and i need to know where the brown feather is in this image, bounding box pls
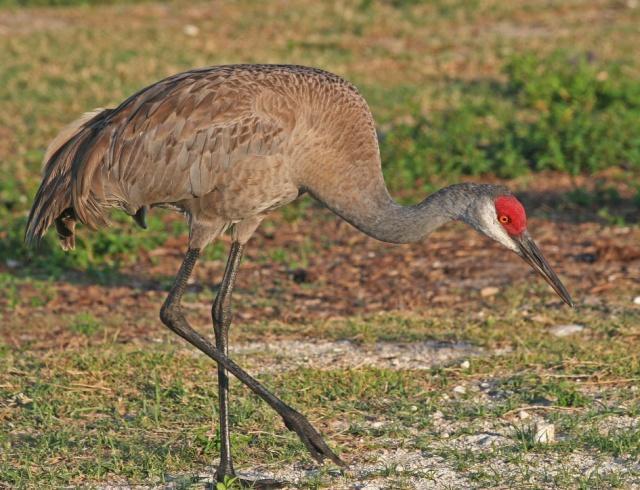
[27,64,387,249]
[25,108,112,246]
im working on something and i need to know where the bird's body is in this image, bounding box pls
[26,64,572,486]
[27,65,392,249]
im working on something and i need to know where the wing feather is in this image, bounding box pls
[86,68,292,207]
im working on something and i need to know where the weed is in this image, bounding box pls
[582,426,640,459]
[0,0,148,6]
[68,312,101,336]
[511,422,539,452]
[0,273,20,309]
[216,476,241,490]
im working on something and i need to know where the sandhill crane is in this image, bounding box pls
[26,64,572,487]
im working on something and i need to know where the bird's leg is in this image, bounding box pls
[211,242,285,488]
[159,249,344,478]
[212,241,243,481]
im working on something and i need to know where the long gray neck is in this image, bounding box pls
[326,183,482,244]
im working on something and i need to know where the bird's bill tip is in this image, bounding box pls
[515,233,574,307]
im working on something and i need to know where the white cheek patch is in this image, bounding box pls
[476,199,519,253]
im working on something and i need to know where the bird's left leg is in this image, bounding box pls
[161,221,342,483]
[211,242,283,488]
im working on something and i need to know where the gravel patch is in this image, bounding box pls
[231,339,481,374]
[152,446,640,489]
[157,449,474,490]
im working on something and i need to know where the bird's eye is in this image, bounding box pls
[499,215,510,224]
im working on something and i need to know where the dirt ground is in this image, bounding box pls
[5,171,638,351]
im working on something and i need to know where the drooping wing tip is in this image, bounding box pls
[24,218,41,249]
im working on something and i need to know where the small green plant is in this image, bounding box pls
[215,475,240,489]
[0,273,20,309]
[68,312,101,336]
[511,423,539,452]
[0,0,150,6]
[582,427,640,458]
[202,240,228,261]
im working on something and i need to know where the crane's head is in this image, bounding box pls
[461,189,573,306]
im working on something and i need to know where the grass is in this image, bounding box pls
[0,0,146,5]
[2,290,640,487]
[1,0,640,487]
[68,312,102,336]
[380,51,640,190]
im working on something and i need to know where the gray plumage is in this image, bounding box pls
[26,64,508,249]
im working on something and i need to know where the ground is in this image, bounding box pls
[3,174,640,489]
[1,1,640,489]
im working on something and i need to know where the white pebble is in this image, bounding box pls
[14,392,33,405]
[480,286,500,297]
[550,324,585,337]
[183,24,199,36]
[633,296,640,305]
[459,360,470,369]
[535,423,555,444]
[453,385,466,395]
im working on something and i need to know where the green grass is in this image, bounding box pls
[68,312,102,336]
[0,0,147,6]
[0,345,432,486]
[380,51,640,190]
[2,295,640,487]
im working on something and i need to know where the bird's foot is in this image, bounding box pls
[281,408,344,467]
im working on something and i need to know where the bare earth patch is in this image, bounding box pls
[232,339,481,374]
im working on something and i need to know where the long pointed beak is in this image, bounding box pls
[515,232,573,307]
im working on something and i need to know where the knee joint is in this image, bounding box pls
[160,302,179,326]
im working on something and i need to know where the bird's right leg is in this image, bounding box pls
[159,249,344,472]
[212,241,243,482]
[212,242,285,488]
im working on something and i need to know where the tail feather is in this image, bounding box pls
[42,108,106,168]
[25,108,112,248]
